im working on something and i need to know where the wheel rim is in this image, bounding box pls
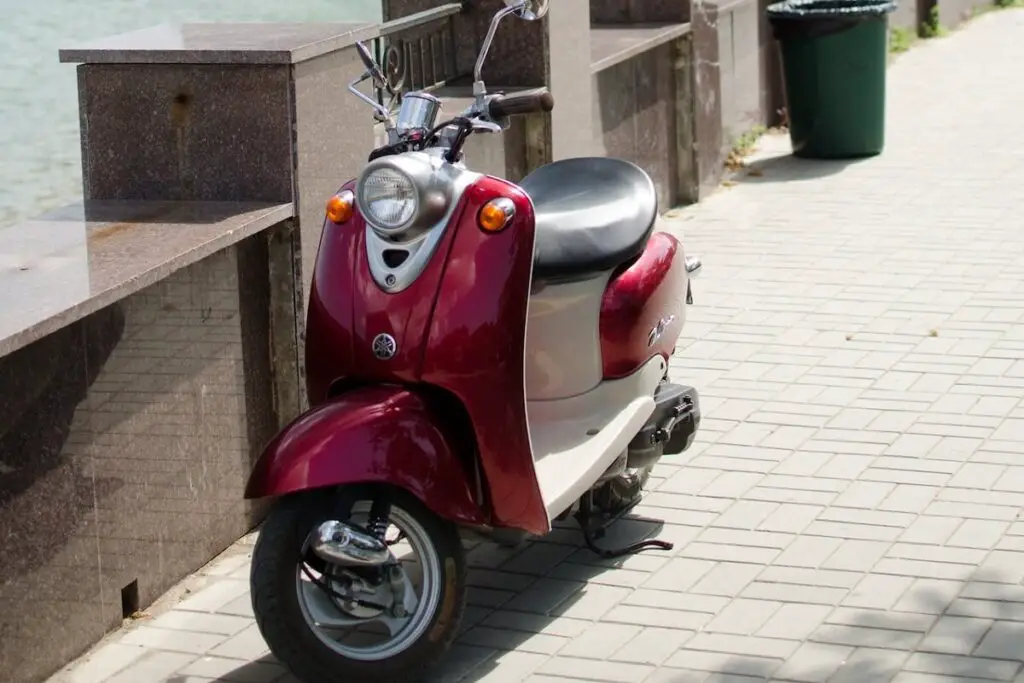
[294,501,443,662]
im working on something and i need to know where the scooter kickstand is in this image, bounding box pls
[576,491,674,560]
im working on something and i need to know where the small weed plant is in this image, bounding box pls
[725,125,767,171]
[921,5,948,38]
[889,26,916,54]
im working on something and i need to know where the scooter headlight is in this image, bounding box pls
[358,167,418,231]
[355,153,453,237]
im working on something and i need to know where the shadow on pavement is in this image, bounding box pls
[731,152,868,185]
[165,655,284,683]
[665,573,1024,683]
[162,512,670,683]
[160,551,1024,683]
[436,512,670,682]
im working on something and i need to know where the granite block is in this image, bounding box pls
[591,0,691,22]
[60,22,379,65]
[548,0,596,160]
[729,0,767,138]
[718,10,738,147]
[593,42,680,209]
[594,59,637,165]
[0,200,293,359]
[758,0,786,126]
[77,64,293,203]
[634,43,678,210]
[691,1,726,196]
[0,235,279,683]
[293,48,377,308]
[590,23,693,73]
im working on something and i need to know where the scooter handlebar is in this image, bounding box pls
[487,88,555,119]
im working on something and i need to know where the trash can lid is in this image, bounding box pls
[766,0,897,18]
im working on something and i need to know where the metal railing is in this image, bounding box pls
[372,2,467,102]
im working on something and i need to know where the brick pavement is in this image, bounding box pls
[49,9,1024,683]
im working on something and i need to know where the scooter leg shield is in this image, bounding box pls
[245,385,486,528]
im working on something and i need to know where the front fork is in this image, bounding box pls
[353,493,415,618]
[302,491,405,615]
[366,496,392,542]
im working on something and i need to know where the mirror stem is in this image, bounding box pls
[472,1,525,108]
[347,71,394,128]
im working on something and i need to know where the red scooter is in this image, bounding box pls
[244,1,703,680]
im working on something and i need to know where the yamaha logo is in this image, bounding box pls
[371,333,397,360]
[647,315,677,348]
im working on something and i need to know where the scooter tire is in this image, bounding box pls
[250,485,467,683]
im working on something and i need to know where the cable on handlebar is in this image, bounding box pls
[426,117,469,142]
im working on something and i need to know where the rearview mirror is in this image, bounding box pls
[355,41,391,92]
[503,0,549,20]
[355,42,377,73]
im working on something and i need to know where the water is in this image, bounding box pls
[0,0,380,228]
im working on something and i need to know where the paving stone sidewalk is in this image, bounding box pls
[51,9,1024,683]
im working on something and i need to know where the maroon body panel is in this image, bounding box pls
[274,174,547,536]
[421,177,546,534]
[244,386,485,526]
[599,232,688,379]
[304,181,359,404]
[305,179,470,403]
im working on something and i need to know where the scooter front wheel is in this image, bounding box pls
[250,485,466,683]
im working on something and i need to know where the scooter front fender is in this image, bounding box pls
[244,386,486,527]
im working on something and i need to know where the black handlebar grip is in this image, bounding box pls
[488,88,555,118]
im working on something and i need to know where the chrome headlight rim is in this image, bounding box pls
[356,162,420,234]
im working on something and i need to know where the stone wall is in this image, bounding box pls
[0,229,286,682]
[592,41,681,210]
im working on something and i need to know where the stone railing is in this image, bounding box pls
[0,200,298,683]
[2,21,370,683]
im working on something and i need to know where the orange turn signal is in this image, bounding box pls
[326,190,355,224]
[478,197,516,233]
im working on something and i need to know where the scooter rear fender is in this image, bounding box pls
[244,385,486,527]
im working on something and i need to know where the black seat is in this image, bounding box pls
[519,157,658,280]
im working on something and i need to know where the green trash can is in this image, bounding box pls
[766,0,896,159]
